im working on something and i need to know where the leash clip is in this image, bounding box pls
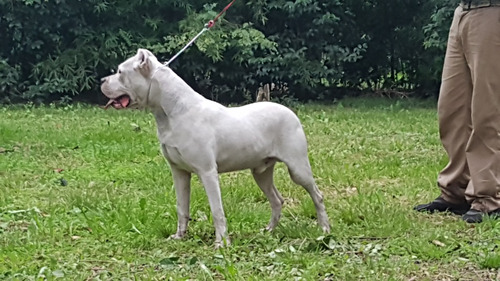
[165,0,236,66]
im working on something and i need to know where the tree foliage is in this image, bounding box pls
[0,0,457,103]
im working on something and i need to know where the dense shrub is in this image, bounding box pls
[0,0,456,103]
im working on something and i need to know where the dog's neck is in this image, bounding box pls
[148,65,206,129]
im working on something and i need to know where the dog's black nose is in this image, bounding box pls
[101,77,107,84]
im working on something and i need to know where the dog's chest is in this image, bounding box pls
[160,144,192,171]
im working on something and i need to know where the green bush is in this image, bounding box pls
[0,0,456,103]
[0,58,22,103]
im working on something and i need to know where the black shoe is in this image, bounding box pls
[462,208,500,223]
[414,196,470,215]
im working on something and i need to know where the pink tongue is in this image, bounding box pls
[119,96,130,107]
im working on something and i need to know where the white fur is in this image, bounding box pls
[101,49,331,247]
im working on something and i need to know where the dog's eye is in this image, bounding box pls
[118,69,122,74]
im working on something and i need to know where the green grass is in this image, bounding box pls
[1,98,500,280]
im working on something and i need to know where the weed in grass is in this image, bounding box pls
[480,252,500,269]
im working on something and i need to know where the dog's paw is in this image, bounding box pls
[261,225,275,232]
[170,232,186,240]
[214,237,231,249]
[321,224,331,234]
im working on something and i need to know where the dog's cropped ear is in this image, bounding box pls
[136,48,153,70]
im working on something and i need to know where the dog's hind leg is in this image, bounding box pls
[170,166,192,240]
[252,164,285,231]
[198,169,230,247]
[284,160,331,233]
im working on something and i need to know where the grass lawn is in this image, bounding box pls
[1,98,500,280]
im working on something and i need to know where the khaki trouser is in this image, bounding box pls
[437,6,500,212]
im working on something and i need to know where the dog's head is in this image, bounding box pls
[101,48,159,110]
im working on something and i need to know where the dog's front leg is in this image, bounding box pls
[170,166,192,240]
[198,169,230,247]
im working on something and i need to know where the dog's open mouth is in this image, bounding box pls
[104,95,131,109]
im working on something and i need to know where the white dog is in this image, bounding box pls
[101,49,331,247]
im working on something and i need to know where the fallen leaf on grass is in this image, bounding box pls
[130,224,142,234]
[131,123,141,132]
[52,269,65,278]
[71,236,81,240]
[432,240,446,247]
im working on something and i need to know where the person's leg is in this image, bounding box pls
[415,7,472,214]
[435,7,473,205]
[460,7,500,221]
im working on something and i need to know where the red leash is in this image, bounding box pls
[207,0,236,28]
[165,0,237,65]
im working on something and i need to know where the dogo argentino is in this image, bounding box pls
[100,49,331,247]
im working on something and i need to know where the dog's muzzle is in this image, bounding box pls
[101,77,131,109]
